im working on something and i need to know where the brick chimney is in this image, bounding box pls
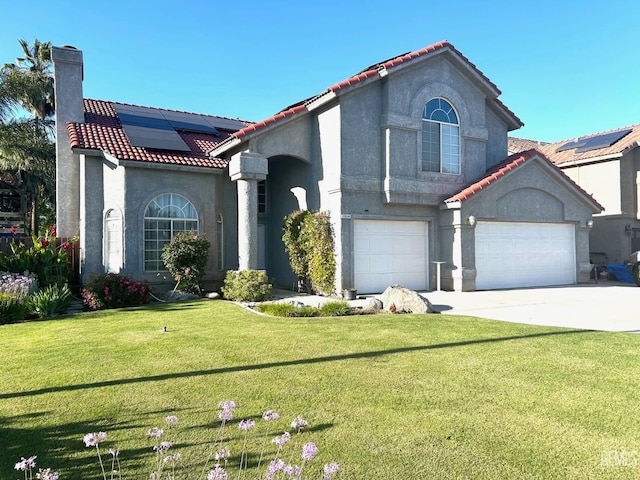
[52,45,84,237]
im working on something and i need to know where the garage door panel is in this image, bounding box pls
[476,222,575,290]
[354,220,428,293]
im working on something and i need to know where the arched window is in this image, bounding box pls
[422,98,460,174]
[105,209,122,273]
[144,193,199,272]
[217,213,224,271]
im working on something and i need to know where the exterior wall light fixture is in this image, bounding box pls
[467,215,477,226]
[625,224,632,233]
[586,219,594,229]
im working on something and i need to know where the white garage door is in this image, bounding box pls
[475,221,575,290]
[354,220,428,294]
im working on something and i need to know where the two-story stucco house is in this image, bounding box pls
[53,41,602,293]
[511,126,640,267]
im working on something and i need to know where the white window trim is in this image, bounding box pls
[421,98,461,175]
[143,193,199,273]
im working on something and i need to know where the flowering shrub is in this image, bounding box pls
[82,273,150,310]
[0,271,39,299]
[15,402,340,479]
[0,226,76,288]
[161,231,211,295]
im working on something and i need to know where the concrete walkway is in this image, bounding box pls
[272,281,640,333]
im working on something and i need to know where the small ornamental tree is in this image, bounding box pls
[161,231,211,295]
[282,210,335,295]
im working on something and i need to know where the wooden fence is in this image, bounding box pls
[0,236,81,287]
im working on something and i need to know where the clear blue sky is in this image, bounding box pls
[1,0,637,142]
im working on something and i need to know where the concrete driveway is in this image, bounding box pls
[424,281,639,332]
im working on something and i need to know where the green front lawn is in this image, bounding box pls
[1,300,639,479]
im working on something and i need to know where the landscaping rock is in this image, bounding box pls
[205,292,221,299]
[363,297,383,310]
[379,285,434,314]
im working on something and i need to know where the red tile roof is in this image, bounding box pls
[507,137,550,155]
[67,99,249,169]
[444,149,604,211]
[222,41,522,149]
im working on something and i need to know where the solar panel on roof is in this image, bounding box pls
[161,111,218,133]
[122,125,191,152]
[555,128,633,154]
[113,103,190,152]
[116,112,175,131]
[575,128,632,153]
[556,138,589,152]
[208,117,246,131]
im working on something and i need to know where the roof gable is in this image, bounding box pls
[66,99,251,169]
[211,41,523,156]
[445,149,604,211]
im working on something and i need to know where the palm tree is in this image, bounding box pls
[0,38,55,235]
[2,38,54,120]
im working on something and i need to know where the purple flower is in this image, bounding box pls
[262,409,280,421]
[291,416,308,432]
[218,400,236,411]
[147,427,163,438]
[36,467,59,480]
[165,415,179,427]
[217,400,236,421]
[214,447,231,461]
[153,441,173,453]
[163,453,182,463]
[207,465,228,480]
[238,419,255,431]
[272,431,291,446]
[302,442,318,461]
[218,410,233,421]
[323,462,340,479]
[14,456,37,471]
[83,432,107,447]
[265,459,286,480]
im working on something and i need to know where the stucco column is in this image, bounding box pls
[229,152,268,270]
[451,209,477,292]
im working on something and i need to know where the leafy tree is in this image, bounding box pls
[0,39,55,234]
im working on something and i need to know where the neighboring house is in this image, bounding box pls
[53,41,602,293]
[510,125,640,265]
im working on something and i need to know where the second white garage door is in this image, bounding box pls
[475,221,576,290]
[354,220,428,294]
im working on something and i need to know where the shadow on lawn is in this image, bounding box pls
[1,411,334,479]
[0,413,153,480]
[0,328,595,400]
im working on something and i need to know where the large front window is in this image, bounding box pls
[144,193,199,272]
[422,98,460,174]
